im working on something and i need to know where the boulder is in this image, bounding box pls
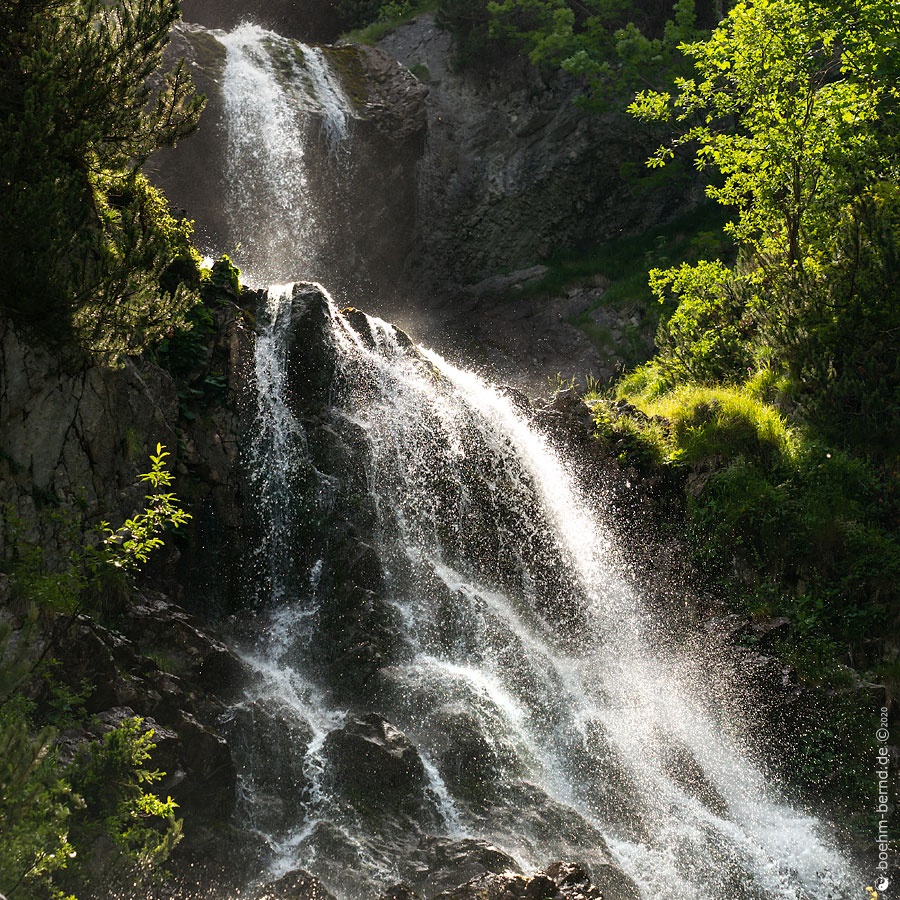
[226,698,314,834]
[323,713,426,805]
[170,710,238,819]
[377,885,422,900]
[403,836,521,897]
[434,860,638,900]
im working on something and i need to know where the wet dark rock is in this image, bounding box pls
[660,738,729,819]
[258,869,338,900]
[317,580,399,690]
[434,868,573,900]
[588,863,642,900]
[378,884,422,900]
[227,698,314,833]
[51,608,238,823]
[168,710,237,819]
[549,861,642,900]
[55,619,134,713]
[429,710,519,802]
[343,541,384,593]
[323,713,427,805]
[404,836,521,897]
[433,861,639,900]
[123,591,245,695]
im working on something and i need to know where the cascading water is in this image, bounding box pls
[213,16,862,900]
[227,285,862,900]
[220,24,352,285]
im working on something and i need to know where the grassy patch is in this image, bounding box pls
[593,371,900,651]
[599,375,797,467]
[339,0,437,44]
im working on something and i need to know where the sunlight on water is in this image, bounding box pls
[224,288,863,898]
[220,26,352,284]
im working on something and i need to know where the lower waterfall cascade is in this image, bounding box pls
[221,285,863,900]
[208,17,863,900]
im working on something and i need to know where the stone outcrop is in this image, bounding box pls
[0,288,255,874]
[0,319,178,561]
[377,15,690,293]
[323,713,428,804]
[48,593,242,826]
[259,869,339,900]
[0,291,251,610]
[432,861,639,900]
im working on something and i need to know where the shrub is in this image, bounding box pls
[0,447,189,898]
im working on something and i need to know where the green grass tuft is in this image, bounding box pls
[339,0,437,44]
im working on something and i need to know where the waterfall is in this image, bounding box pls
[220,25,352,285]
[229,285,862,900]
[212,16,861,900]
[247,284,307,604]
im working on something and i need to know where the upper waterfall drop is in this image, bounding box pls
[219,24,354,286]
[298,44,352,154]
[230,283,863,900]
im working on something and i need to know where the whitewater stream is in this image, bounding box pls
[212,22,863,900]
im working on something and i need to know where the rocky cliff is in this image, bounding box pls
[376,14,684,292]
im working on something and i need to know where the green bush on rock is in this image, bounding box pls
[0,448,190,899]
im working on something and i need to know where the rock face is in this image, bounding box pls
[0,297,250,608]
[0,297,254,874]
[0,319,178,560]
[376,14,688,293]
[323,713,427,804]
[50,596,242,826]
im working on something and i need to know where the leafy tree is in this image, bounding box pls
[628,0,900,451]
[435,0,707,99]
[335,0,388,30]
[0,0,205,358]
[487,0,703,105]
[436,0,513,69]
